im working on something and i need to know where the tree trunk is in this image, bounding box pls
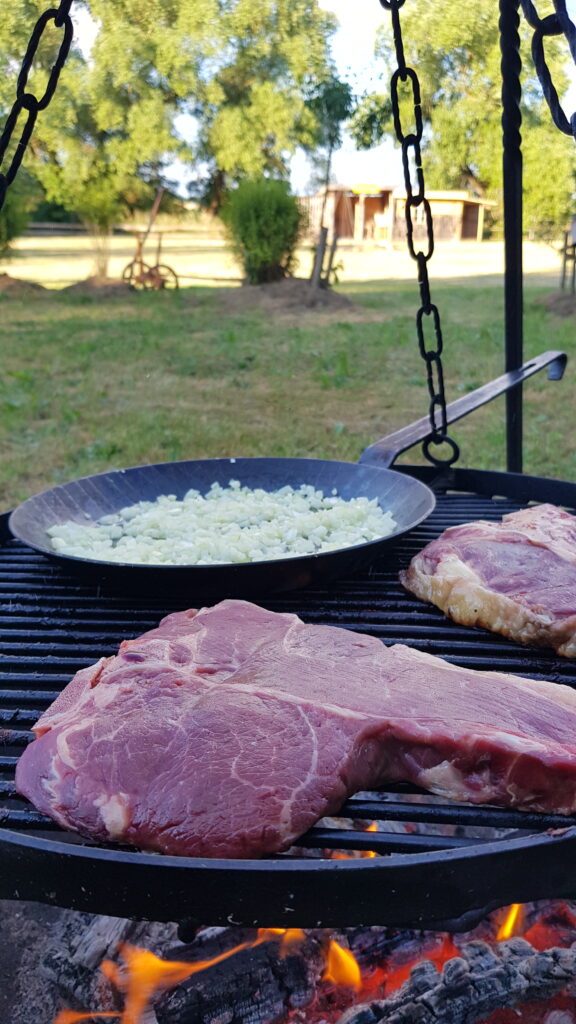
[309,225,328,300]
[87,224,111,279]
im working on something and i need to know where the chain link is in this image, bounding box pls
[379,0,459,467]
[519,0,576,138]
[0,1,74,211]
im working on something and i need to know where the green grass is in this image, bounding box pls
[0,279,574,507]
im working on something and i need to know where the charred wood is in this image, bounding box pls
[337,938,576,1024]
[154,925,420,1024]
[156,928,326,1024]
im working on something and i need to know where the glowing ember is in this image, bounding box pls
[364,820,378,858]
[323,939,362,990]
[381,934,461,996]
[330,820,379,859]
[496,903,524,941]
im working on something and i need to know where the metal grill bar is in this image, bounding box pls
[2,479,576,926]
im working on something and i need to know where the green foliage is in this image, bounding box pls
[221,179,305,284]
[0,0,180,266]
[349,93,393,151]
[0,170,40,255]
[182,0,339,207]
[349,0,576,238]
[306,75,354,190]
[0,0,341,242]
[30,199,81,224]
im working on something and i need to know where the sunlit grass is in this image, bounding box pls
[0,271,573,508]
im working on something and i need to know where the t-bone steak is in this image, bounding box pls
[400,503,576,657]
[15,598,576,858]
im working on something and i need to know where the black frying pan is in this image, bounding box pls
[7,351,566,598]
[7,456,434,597]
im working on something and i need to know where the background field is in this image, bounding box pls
[0,234,573,508]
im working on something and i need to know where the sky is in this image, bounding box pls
[291,0,400,193]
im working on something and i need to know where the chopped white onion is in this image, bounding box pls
[47,480,397,565]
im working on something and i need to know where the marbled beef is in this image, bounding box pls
[15,598,576,858]
[401,503,576,657]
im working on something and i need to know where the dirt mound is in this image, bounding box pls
[0,273,47,295]
[209,277,353,314]
[62,276,134,298]
[534,291,576,317]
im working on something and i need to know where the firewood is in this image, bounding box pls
[337,938,576,1024]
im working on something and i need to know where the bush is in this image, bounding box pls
[222,178,305,284]
[0,171,41,256]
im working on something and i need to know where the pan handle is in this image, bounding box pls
[358,349,567,469]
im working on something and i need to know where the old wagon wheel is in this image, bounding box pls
[122,259,155,290]
[153,263,179,289]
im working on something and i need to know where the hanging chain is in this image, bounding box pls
[378,0,459,467]
[519,0,576,139]
[0,0,74,212]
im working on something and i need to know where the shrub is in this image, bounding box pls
[222,178,305,284]
[0,171,41,256]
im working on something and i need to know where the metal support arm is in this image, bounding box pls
[359,350,567,468]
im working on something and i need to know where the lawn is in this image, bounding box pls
[0,273,574,508]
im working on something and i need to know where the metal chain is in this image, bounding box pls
[378,0,459,467]
[519,0,576,139]
[0,1,74,211]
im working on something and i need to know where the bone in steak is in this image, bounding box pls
[15,598,576,858]
[400,503,576,657]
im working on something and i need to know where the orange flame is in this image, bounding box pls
[323,939,362,990]
[363,820,378,858]
[496,903,524,941]
[102,943,225,1024]
[258,927,306,956]
[331,820,379,860]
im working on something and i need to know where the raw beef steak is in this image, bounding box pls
[401,503,576,657]
[15,598,576,858]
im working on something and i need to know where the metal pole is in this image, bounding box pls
[499,0,524,473]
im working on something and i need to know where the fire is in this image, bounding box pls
[258,927,306,955]
[496,903,524,941]
[331,820,379,859]
[52,927,343,1024]
[323,939,362,990]
[363,820,378,858]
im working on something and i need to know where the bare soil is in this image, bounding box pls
[62,275,134,298]
[0,272,46,295]
[187,276,354,313]
[534,291,576,317]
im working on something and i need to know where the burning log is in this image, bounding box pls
[337,938,576,1024]
[155,928,328,1024]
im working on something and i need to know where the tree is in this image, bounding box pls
[171,0,339,209]
[306,74,354,221]
[0,1,189,275]
[349,0,576,239]
[0,0,341,275]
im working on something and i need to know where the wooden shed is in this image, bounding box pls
[300,184,492,244]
